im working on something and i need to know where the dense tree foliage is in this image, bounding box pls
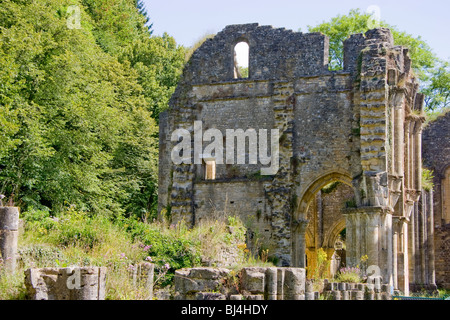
[0,0,186,219]
[307,9,450,112]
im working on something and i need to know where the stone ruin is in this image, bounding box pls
[0,22,448,300]
[24,267,107,300]
[159,23,436,295]
[174,267,306,300]
[173,266,391,300]
[422,111,450,289]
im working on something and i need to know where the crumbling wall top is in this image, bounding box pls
[186,23,330,83]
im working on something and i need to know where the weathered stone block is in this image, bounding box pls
[283,268,305,300]
[24,267,107,300]
[189,267,231,280]
[195,292,226,300]
[241,267,266,294]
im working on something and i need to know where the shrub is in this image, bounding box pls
[335,266,363,283]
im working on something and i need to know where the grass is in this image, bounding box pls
[0,205,273,300]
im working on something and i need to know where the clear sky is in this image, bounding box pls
[142,0,450,61]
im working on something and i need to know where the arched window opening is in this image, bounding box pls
[233,41,249,79]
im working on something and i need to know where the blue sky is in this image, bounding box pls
[143,0,450,61]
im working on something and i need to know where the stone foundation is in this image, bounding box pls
[174,267,306,300]
[173,267,398,300]
[322,279,392,300]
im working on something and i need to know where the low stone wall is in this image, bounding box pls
[24,267,107,300]
[322,280,392,300]
[174,267,306,300]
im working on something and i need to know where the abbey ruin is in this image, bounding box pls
[158,23,447,295]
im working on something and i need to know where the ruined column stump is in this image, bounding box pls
[129,262,155,299]
[0,206,19,273]
[24,267,107,300]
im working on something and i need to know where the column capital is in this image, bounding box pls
[292,218,309,233]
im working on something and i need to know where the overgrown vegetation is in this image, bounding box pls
[0,206,270,299]
[422,168,435,192]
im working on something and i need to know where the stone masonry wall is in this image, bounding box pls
[422,111,450,289]
[160,24,427,293]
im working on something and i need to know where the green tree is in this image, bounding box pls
[135,0,153,33]
[307,9,449,112]
[0,0,184,219]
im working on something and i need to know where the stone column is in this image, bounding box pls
[427,189,436,289]
[276,268,285,300]
[130,263,155,299]
[344,212,355,267]
[283,268,305,300]
[392,217,402,291]
[293,219,308,268]
[366,213,380,269]
[394,103,404,176]
[402,220,410,296]
[404,120,411,190]
[414,121,422,191]
[265,267,278,300]
[0,206,19,273]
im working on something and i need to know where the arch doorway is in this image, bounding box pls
[292,172,356,272]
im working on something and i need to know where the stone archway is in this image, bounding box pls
[292,171,355,268]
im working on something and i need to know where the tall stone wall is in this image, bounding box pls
[422,111,450,289]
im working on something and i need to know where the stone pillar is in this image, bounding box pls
[130,263,154,299]
[283,268,305,300]
[414,121,422,192]
[293,219,308,268]
[0,206,19,273]
[392,217,401,290]
[427,189,436,289]
[394,103,404,176]
[366,213,380,268]
[404,120,411,190]
[345,207,393,286]
[276,268,285,300]
[305,279,314,300]
[344,213,354,267]
[265,267,278,300]
[401,220,410,296]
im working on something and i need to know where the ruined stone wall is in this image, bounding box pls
[159,24,427,293]
[174,267,306,300]
[194,180,272,252]
[422,111,450,289]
